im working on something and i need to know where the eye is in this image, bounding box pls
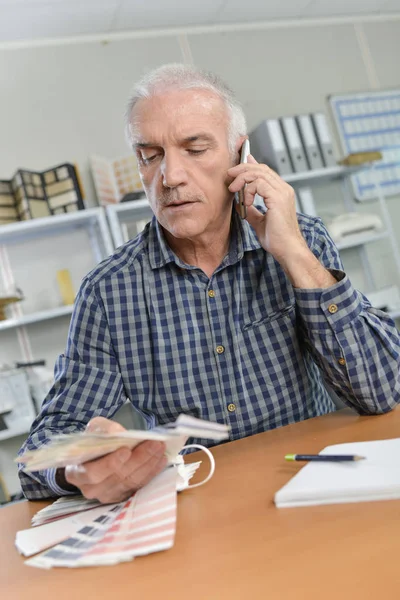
[187,149,207,155]
[141,153,160,165]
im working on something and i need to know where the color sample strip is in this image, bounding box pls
[74,467,178,566]
[25,503,124,569]
[26,467,178,569]
[16,503,120,557]
[32,495,103,526]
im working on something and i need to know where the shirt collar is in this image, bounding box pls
[148,208,262,271]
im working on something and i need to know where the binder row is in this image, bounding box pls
[249,113,336,176]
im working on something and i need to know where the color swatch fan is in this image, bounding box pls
[90,154,144,206]
[21,468,179,568]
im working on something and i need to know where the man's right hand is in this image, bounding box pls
[63,417,167,503]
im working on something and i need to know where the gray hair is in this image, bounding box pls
[124,63,247,155]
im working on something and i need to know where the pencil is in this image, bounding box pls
[284,454,365,462]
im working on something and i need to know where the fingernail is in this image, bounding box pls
[70,464,86,475]
[85,423,104,433]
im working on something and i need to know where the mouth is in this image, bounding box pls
[165,201,198,209]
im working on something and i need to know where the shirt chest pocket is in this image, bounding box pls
[240,304,302,389]
[242,304,295,331]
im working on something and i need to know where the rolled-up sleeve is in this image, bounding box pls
[296,217,400,414]
[18,277,127,499]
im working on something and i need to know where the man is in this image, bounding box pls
[19,63,400,502]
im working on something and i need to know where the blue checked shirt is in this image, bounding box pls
[19,211,400,498]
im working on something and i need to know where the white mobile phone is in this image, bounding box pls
[238,139,250,219]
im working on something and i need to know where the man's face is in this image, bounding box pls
[129,88,240,241]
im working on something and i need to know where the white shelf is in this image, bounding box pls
[106,198,148,214]
[336,231,389,251]
[0,207,113,255]
[0,305,73,331]
[106,198,152,248]
[283,165,365,186]
[0,426,31,442]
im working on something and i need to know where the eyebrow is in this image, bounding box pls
[134,133,216,149]
[182,134,215,144]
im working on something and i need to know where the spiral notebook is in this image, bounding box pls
[274,438,400,508]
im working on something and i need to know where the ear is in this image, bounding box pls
[234,135,249,163]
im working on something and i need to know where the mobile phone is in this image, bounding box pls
[238,139,250,219]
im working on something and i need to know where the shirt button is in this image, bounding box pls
[338,357,346,366]
[328,303,338,314]
[208,290,215,298]
[227,403,236,412]
[216,345,225,354]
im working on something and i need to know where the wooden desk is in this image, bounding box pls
[3,409,400,600]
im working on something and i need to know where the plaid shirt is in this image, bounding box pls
[19,211,400,499]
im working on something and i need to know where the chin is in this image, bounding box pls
[163,218,206,239]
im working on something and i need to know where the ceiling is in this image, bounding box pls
[0,0,399,44]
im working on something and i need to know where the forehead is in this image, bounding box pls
[129,88,229,144]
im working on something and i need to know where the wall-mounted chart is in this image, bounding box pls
[329,89,400,201]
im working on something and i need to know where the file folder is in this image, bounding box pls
[295,115,324,170]
[249,119,293,175]
[297,187,317,217]
[280,116,308,173]
[311,112,336,167]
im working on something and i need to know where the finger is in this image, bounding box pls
[85,416,126,434]
[227,160,278,180]
[65,446,132,487]
[243,181,260,206]
[228,171,278,194]
[246,157,282,183]
[244,203,265,231]
[79,447,168,503]
[122,444,167,491]
[227,163,264,177]
[79,478,131,503]
[123,455,168,490]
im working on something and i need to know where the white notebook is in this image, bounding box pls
[274,438,400,508]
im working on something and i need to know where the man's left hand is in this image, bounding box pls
[227,155,336,289]
[228,154,308,265]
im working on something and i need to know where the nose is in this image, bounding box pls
[161,150,187,188]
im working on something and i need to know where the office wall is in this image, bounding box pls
[0,17,400,495]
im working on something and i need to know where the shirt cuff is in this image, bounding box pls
[47,467,78,497]
[294,270,363,333]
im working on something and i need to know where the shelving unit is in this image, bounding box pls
[0,304,74,332]
[106,198,150,248]
[286,164,400,320]
[335,230,389,251]
[0,207,116,462]
[0,207,114,363]
[284,164,364,186]
[0,207,113,257]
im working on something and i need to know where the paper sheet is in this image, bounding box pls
[275,438,400,508]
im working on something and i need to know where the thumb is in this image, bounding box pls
[85,416,126,434]
[244,203,265,232]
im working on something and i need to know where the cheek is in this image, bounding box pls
[139,168,160,196]
[202,160,228,186]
